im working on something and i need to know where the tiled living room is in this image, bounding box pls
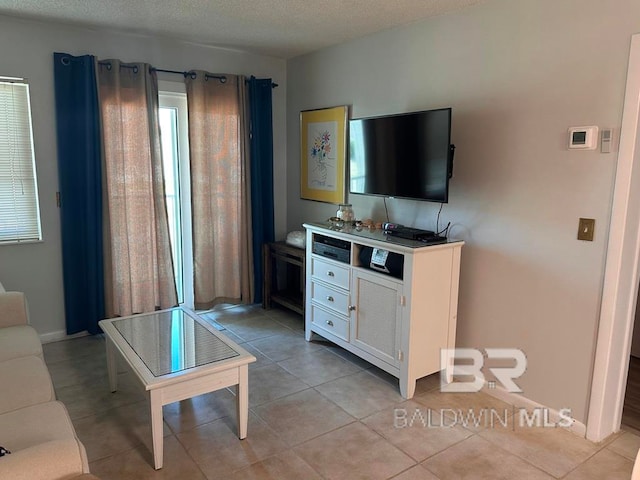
[40,304,640,479]
[3,0,640,479]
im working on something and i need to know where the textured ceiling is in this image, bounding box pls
[0,0,485,59]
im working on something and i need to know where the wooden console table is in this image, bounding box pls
[263,241,305,315]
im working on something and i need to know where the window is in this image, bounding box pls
[0,77,41,243]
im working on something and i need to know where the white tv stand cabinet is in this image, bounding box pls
[303,222,463,398]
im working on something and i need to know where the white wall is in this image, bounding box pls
[287,0,640,423]
[0,16,287,340]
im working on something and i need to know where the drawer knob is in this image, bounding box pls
[327,271,335,277]
[326,295,334,302]
[326,320,334,327]
[348,305,356,311]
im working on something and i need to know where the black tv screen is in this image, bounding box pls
[349,108,453,203]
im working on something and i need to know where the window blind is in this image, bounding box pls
[0,78,41,243]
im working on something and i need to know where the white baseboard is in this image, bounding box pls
[482,382,587,438]
[39,330,89,344]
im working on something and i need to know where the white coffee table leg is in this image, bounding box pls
[236,365,249,439]
[106,337,118,393]
[149,390,164,469]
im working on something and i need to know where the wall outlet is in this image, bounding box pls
[578,218,595,241]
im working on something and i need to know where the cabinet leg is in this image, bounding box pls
[400,378,416,399]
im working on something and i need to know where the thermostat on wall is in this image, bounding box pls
[568,126,598,150]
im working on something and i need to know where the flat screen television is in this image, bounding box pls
[349,107,454,203]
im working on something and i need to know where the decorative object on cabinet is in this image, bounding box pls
[303,222,463,399]
[285,230,306,249]
[300,105,349,204]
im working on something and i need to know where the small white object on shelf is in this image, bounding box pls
[286,231,306,249]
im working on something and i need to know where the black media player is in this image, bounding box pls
[312,234,350,264]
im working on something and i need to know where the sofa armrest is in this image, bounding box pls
[0,439,88,480]
[0,292,29,328]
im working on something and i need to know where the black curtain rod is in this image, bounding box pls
[152,67,227,83]
[153,68,279,88]
[96,60,278,88]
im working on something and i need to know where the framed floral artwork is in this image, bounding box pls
[300,105,349,204]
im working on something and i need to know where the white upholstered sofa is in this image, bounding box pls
[0,284,98,480]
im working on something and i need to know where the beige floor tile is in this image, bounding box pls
[478,423,600,477]
[362,399,473,461]
[238,341,275,369]
[248,363,310,407]
[47,349,108,389]
[367,365,404,387]
[320,340,376,370]
[422,435,554,480]
[89,434,206,479]
[200,305,267,326]
[254,389,355,445]
[227,449,322,480]
[277,348,362,386]
[74,400,171,462]
[248,331,323,362]
[216,328,246,345]
[43,334,106,364]
[414,372,442,395]
[315,370,404,418]
[564,448,633,480]
[176,413,287,478]
[265,308,305,332]
[162,388,237,434]
[415,389,513,412]
[607,430,640,461]
[391,464,440,480]
[223,316,291,342]
[294,422,415,480]
[56,371,146,420]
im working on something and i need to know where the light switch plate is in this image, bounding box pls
[601,128,612,153]
[578,218,595,241]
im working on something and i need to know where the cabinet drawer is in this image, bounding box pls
[311,281,349,315]
[311,257,350,290]
[311,305,349,341]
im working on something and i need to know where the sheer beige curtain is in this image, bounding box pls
[97,60,178,317]
[185,72,253,309]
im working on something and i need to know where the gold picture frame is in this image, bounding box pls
[300,105,348,204]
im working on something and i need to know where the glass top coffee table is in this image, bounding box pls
[99,307,256,470]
